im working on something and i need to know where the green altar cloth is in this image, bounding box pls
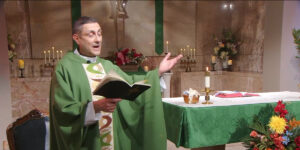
[163,100,300,148]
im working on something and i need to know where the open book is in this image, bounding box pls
[93,70,151,101]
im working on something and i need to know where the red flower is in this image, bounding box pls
[296,148,300,150]
[253,147,259,150]
[250,131,258,137]
[115,52,125,66]
[131,48,136,53]
[121,48,129,55]
[274,100,288,118]
[133,53,142,58]
[295,136,300,147]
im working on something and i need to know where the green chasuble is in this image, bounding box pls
[49,51,166,150]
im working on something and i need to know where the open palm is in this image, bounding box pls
[158,52,183,76]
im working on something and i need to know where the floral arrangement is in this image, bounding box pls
[213,29,240,60]
[243,100,300,150]
[114,48,145,66]
[7,34,17,62]
[293,28,300,57]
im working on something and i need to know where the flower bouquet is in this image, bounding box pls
[7,34,17,62]
[213,29,240,60]
[243,100,300,150]
[114,48,145,66]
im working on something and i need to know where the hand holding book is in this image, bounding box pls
[93,71,151,101]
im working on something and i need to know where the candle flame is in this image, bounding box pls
[166,41,169,44]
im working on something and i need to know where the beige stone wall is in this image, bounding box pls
[28,1,72,58]
[5,1,267,117]
[4,1,265,72]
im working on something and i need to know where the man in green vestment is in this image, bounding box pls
[50,16,182,150]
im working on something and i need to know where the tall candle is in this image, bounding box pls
[18,59,24,69]
[205,66,210,88]
[60,50,63,59]
[166,41,169,53]
[43,51,47,64]
[52,46,55,59]
[56,50,59,60]
[211,56,216,64]
[183,49,186,56]
[228,59,232,65]
[48,50,51,63]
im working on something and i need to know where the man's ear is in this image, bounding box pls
[72,34,79,44]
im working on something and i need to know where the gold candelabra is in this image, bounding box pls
[42,46,63,76]
[181,56,196,72]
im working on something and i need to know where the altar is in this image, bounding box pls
[163,92,300,149]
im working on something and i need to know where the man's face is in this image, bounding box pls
[73,23,102,57]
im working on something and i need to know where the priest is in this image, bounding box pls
[49,16,182,150]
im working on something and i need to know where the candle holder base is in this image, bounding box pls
[211,63,216,71]
[202,101,213,104]
[180,56,196,72]
[19,68,24,78]
[201,88,214,104]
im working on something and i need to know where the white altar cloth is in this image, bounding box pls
[162,91,300,107]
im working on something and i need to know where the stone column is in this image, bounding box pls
[162,72,173,98]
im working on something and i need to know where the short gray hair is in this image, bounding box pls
[72,16,98,34]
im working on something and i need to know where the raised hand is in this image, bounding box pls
[158,52,183,76]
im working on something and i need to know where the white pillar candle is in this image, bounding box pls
[205,66,210,88]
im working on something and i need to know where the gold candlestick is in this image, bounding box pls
[202,88,214,104]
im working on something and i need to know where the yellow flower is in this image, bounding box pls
[268,116,286,134]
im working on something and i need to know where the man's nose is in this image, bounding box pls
[94,35,101,43]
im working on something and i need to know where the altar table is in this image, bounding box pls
[162,91,300,148]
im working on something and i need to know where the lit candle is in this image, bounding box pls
[48,50,51,63]
[180,48,183,56]
[183,49,186,56]
[43,51,47,64]
[205,66,210,88]
[211,56,216,64]
[60,50,63,59]
[166,41,169,53]
[18,59,24,69]
[190,49,193,58]
[52,46,55,59]
[56,50,59,60]
[228,59,232,65]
